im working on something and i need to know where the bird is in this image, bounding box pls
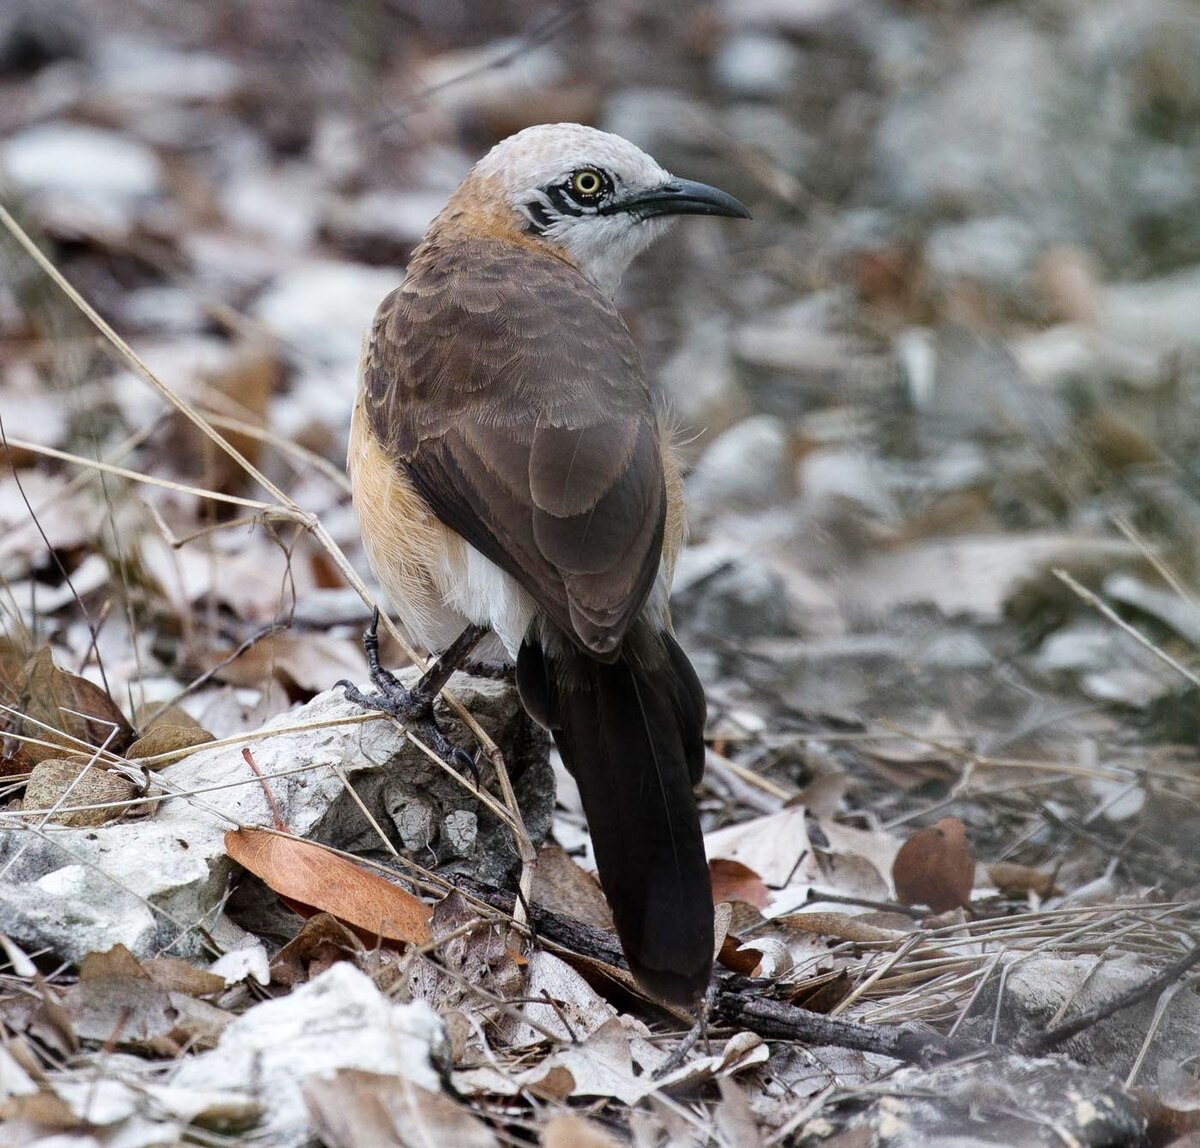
[343,122,750,1006]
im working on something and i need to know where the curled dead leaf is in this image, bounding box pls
[709,858,770,909]
[10,647,134,765]
[987,862,1056,899]
[892,818,975,912]
[224,827,431,947]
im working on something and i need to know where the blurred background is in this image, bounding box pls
[2,0,1200,880]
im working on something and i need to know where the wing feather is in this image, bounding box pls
[363,239,665,657]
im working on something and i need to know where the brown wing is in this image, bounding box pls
[362,238,665,658]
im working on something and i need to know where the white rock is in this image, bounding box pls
[0,680,546,963]
[253,261,402,364]
[222,165,322,252]
[95,39,242,103]
[687,415,789,521]
[323,189,445,251]
[924,215,1042,301]
[0,122,162,233]
[1102,265,1200,352]
[712,33,798,96]
[171,963,444,1146]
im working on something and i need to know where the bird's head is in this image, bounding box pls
[440,123,750,296]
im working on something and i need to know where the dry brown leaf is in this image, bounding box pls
[125,724,215,765]
[22,758,138,826]
[776,911,906,945]
[709,859,770,909]
[305,1068,498,1148]
[543,1114,621,1148]
[987,862,1056,898]
[214,632,367,696]
[531,843,614,930]
[224,827,431,946]
[892,818,975,912]
[68,945,179,1052]
[140,957,226,998]
[718,934,764,976]
[11,648,134,764]
[270,912,366,986]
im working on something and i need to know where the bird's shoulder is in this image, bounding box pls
[363,237,649,443]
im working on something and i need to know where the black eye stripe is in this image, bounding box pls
[523,198,554,234]
[547,185,585,215]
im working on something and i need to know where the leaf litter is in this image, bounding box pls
[2,2,1200,1145]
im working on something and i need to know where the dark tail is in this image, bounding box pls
[516,620,712,1006]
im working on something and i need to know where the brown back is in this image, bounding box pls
[362,237,666,658]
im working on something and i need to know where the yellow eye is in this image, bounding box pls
[571,169,604,198]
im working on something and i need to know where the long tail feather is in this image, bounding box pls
[517,622,711,1005]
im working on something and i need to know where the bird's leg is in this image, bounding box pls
[461,659,516,683]
[413,622,490,698]
[337,613,489,780]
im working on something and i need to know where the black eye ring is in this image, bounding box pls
[569,168,606,200]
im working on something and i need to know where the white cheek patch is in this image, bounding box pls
[549,214,675,297]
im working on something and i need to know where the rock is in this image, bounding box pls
[910,326,1059,440]
[252,260,403,365]
[0,678,552,963]
[93,38,242,104]
[671,545,797,647]
[657,317,745,431]
[923,216,1043,312]
[22,759,139,827]
[969,952,1200,1083]
[323,189,446,263]
[222,165,322,252]
[0,0,90,75]
[0,122,163,235]
[711,34,798,97]
[840,534,1138,624]
[799,1053,1143,1146]
[687,415,790,523]
[170,963,445,1147]
[1101,265,1200,353]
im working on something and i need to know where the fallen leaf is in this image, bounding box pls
[705,807,815,889]
[140,957,226,998]
[305,1068,498,1148]
[22,758,138,826]
[710,859,770,909]
[67,945,179,1052]
[125,724,216,765]
[270,912,365,986]
[531,843,613,930]
[543,1114,621,1148]
[987,862,1056,899]
[892,818,975,911]
[11,648,134,765]
[224,827,431,946]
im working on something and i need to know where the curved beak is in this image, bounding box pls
[605,177,751,221]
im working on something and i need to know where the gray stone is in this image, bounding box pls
[712,34,798,97]
[799,1052,1142,1147]
[0,122,162,234]
[253,261,403,365]
[687,415,790,523]
[171,963,444,1147]
[967,952,1200,1083]
[0,678,552,962]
